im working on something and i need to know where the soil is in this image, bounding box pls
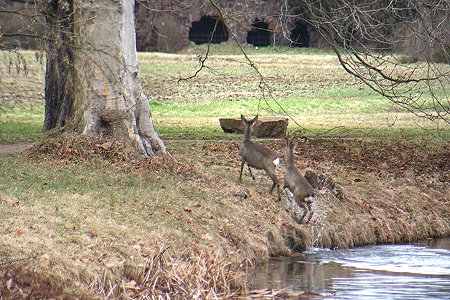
[0,142,34,153]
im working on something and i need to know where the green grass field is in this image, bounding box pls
[1,45,448,142]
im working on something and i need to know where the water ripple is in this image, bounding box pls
[251,239,450,299]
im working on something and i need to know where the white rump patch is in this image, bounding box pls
[273,158,280,166]
[305,195,315,203]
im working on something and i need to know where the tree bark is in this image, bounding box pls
[43,0,75,130]
[44,0,166,156]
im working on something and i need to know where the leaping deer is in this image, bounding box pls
[284,136,315,223]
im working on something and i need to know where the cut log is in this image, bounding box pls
[219,116,288,138]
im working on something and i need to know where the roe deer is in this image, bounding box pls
[239,115,281,201]
[284,136,315,223]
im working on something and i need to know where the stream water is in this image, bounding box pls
[250,239,450,299]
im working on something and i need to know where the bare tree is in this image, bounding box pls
[282,0,449,123]
[1,0,167,156]
[42,0,167,156]
[136,0,448,124]
[2,0,448,145]
[42,0,74,131]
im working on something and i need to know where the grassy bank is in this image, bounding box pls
[1,46,449,297]
[1,135,448,298]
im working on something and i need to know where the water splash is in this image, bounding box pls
[305,190,334,249]
[283,188,333,250]
[307,222,326,249]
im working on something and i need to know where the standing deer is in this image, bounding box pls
[284,136,315,223]
[239,115,281,201]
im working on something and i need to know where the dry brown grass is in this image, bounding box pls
[0,136,299,298]
[0,245,246,299]
[1,135,449,298]
[120,246,245,299]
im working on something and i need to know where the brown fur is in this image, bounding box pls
[239,115,281,201]
[284,136,314,223]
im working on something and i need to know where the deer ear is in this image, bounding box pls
[251,115,258,124]
[289,135,297,147]
[240,114,246,122]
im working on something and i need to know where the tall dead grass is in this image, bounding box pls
[0,246,247,299]
[117,246,245,299]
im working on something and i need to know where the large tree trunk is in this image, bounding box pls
[43,0,75,130]
[44,0,166,156]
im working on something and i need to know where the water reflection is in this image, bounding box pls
[250,239,450,299]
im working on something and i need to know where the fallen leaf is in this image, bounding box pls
[15,266,29,276]
[6,278,13,290]
[125,280,137,289]
[201,234,213,241]
[99,142,113,150]
[87,230,98,238]
[105,261,116,268]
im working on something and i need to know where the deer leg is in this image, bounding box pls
[283,188,291,209]
[276,182,281,201]
[269,181,276,194]
[239,160,245,181]
[299,201,309,223]
[247,166,255,180]
[306,211,314,223]
[268,173,277,194]
[285,188,298,211]
[268,172,281,201]
[283,179,288,190]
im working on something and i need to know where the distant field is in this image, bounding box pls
[1,45,448,142]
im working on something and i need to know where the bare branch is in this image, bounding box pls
[283,0,449,124]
